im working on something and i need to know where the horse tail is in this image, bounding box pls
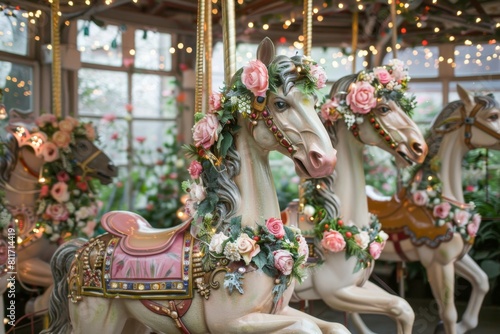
[41,238,86,334]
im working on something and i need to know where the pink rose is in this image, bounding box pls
[40,185,50,198]
[136,136,146,144]
[81,220,97,238]
[310,64,327,89]
[273,249,294,275]
[320,99,341,123]
[369,241,384,260]
[188,160,203,179]
[433,202,451,219]
[41,142,59,162]
[241,60,269,97]
[297,234,309,259]
[354,231,370,249]
[467,214,481,237]
[346,81,377,114]
[184,198,196,217]
[412,190,429,206]
[58,119,75,133]
[209,92,222,112]
[321,230,346,253]
[84,123,96,141]
[52,131,71,148]
[193,114,219,149]
[45,203,69,221]
[36,114,57,127]
[125,103,134,113]
[454,209,471,227]
[373,67,393,85]
[56,171,70,182]
[111,132,119,140]
[236,233,261,265]
[388,59,406,82]
[50,182,70,203]
[266,217,285,239]
[102,114,117,122]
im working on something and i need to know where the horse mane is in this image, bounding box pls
[208,54,311,232]
[0,135,19,185]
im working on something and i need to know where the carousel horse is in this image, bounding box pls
[284,62,428,334]
[363,85,500,334]
[0,109,117,331]
[43,38,350,334]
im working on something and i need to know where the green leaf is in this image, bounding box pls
[219,132,233,157]
[480,260,500,279]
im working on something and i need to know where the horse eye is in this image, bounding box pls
[378,106,390,114]
[77,142,88,150]
[274,100,288,111]
[488,113,499,121]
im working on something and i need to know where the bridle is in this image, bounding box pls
[350,110,400,150]
[76,148,103,179]
[434,101,500,149]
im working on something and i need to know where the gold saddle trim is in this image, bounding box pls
[100,211,192,256]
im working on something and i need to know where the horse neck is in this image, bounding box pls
[233,123,280,228]
[332,123,370,227]
[4,161,41,207]
[435,130,468,203]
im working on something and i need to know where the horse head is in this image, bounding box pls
[323,60,428,168]
[432,84,500,151]
[71,137,117,185]
[237,37,337,178]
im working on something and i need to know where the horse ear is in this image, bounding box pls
[457,84,474,109]
[256,37,275,66]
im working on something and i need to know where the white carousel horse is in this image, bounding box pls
[284,63,428,334]
[0,109,117,331]
[365,85,500,334]
[43,38,350,334]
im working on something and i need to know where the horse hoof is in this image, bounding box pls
[25,298,35,314]
[433,321,445,334]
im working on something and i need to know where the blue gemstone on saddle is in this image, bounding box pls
[166,282,172,288]
[257,96,265,103]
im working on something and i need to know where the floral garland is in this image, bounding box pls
[182,55,327,298]
[299,181,388,273]
[30,114,100,242]
[320,59,417,129]
[409,156,481,241]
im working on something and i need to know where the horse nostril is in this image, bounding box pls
[108,162,116,171]
[309,151,323,169]
[412,142,424,155]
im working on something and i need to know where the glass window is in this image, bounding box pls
[310,47,365,81]
[0,61,33,111]
[454,44,500,77]
[383,46,439,78]
[77,21,123,66]
[0,8,29,56]
[78,68,128,116]
[132,120,174,164]
[134,31,172,71]
[408,82,443,129]
[448,80,500,102]
[132,74,179,118]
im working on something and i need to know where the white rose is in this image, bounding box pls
[189,182,206,203]
[209,232,229,254]
[354,231,370,249]
[378,230,389,241]
[75,207,91,221]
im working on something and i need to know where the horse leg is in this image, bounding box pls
[69,299,128,334]
[325,283,414,334]
[454,254,489,334]
[425,261,458,334]
[280,305,350,334]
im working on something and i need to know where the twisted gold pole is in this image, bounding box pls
[352,11,358,74]
[390,0,398,58]
[221,0,236,84]
[303,0,312,57]
[195,0,206,114]
[204,0,212,111]
[51,0,61,118]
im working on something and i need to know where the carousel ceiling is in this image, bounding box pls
[7,0,500,49]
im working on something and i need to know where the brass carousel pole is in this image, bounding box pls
[195,0,206,114]
[50,0,62,118]
[221,0,236,82]
[352,11,358,74]
[204,0,212,112]
[390,0,398,59]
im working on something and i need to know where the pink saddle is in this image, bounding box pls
[100,211,191,256]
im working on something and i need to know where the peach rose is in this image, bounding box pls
[187,160,203,179]
[369,241,384,260]
[346,81,377,114]
[321,230,346,253]
[50,182,70,203]
[58,119,75,132]
[236,233,261,265]
[433,202,451,219]
[273,249,294,275]
[241,60,269,97]
[193,114,219,149]
[412,190,429,206]
[454,209,471,227]
[373,67,393,85]
[266,217,285,239]
[320,99,341,123]
[45,203,69,221]
[84,123,96,141]
[52,131,71,148]
[41,141,59,162]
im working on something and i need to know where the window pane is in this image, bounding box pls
[134,31,172,71]
[448,80,500,102]
[310,47,365,81]
[0,61,33,111]
[383,46,439,78]
[408,82,443,128]
[77,21,122,66]
[133,120,175,164]
[132,74,179,118]
[0,8,29,56]
[91,117,128,166]
[454,44,500,77]
[78,68,128,116]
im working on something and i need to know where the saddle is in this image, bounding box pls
[101,211,191,256]
[368,188,453,248]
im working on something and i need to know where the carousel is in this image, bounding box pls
[0,1,499,334]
